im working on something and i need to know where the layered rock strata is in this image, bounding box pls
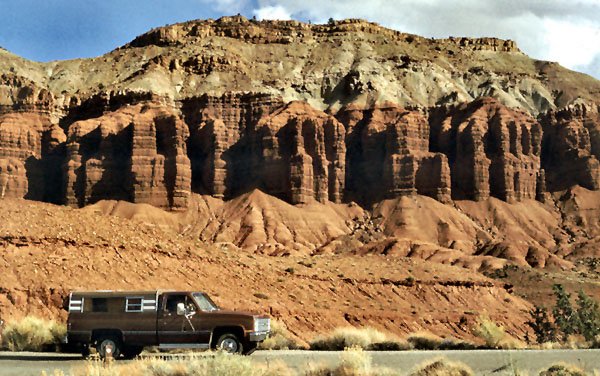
[256,101,346,204]
[338,105,451,204]
[0,112,57,200]
[64,103,191,210]
[430,98,543,201]
[540,102,600,191]
[2,94,600,209]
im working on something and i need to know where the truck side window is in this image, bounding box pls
[92,298,108,312]
[165,295,187,313]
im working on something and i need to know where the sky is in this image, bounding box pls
[0,0,599,79]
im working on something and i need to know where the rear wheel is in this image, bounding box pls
[215,334,243,354]
[96,337,121,359]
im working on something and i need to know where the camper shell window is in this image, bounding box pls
[125,297,144,312]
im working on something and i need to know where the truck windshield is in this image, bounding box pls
[192,293,219,312]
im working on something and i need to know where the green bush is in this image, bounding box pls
[552,285,578,341]
[527,306,558,344]
[1,316,66,351]
[528,285,600,346]
[574,290,600,342]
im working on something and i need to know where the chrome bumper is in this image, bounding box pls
[248,331,269,342]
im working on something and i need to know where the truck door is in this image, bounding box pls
[158,293,210,347]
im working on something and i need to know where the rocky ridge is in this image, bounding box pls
[0,16,599,260]
[1,17,600,342]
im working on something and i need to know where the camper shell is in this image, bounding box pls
[67,290,270,358]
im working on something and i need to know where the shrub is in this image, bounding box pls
[538,362,586,376]
[437,337,477,350]
[1,316,66,351]
[305,347,395,376]
[552,285,578,341]
[528,285,600,347]
[527,306,558,344]
[407,332,443,350]
[472,315,505,349]
[310,327,406,351]
[409,358,474,376]
[259,320,302,350]
[369,340,412,351]
[574,290,600,342]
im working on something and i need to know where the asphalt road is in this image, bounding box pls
[0,349,598,375]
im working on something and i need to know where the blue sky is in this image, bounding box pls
[1,0,598,79]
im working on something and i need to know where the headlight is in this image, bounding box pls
[254,317,270,332]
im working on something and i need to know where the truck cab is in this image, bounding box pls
[67,290,270,358]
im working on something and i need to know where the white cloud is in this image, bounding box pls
[253,5,291,20]
[249,0,600,79]
[542,19,600,69]
[576,53,600,79]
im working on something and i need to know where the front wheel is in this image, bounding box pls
[96,337,121,359]
[215,334,243,354]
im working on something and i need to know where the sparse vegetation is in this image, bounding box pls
[527,284,600,347]
[407,332,443,350]
[527,306,558,344]
[1,316,65,352]
[305,347,396,376]
[538,362,586,376]
[409,358,474,376]
[310,326,410,351]
[259,320,303,350]
[73,352,294,376]
[472,315,524,349]
[472,315,505,348]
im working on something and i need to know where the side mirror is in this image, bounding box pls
[176,302,186,316]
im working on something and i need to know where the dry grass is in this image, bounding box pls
[305,347,396,376]
[471,315,525,349]
[70,352,294,376]
[472,315,505,348]
[538,362,586,376]
[1,316,65,351]
[409,358,474,376]
[259,320,303,350]
[310,327,410,351]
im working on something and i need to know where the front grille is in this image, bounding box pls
[254,318,270,333]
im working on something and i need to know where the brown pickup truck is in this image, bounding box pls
[66,290,270,358]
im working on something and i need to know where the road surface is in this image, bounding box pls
[0,349,598,375]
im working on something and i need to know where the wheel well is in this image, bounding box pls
[91,329,123,344]
[211,326,244,347]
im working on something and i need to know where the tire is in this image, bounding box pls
[96,337,121,359]
[121,345,144,359]
[215,333,243,354]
